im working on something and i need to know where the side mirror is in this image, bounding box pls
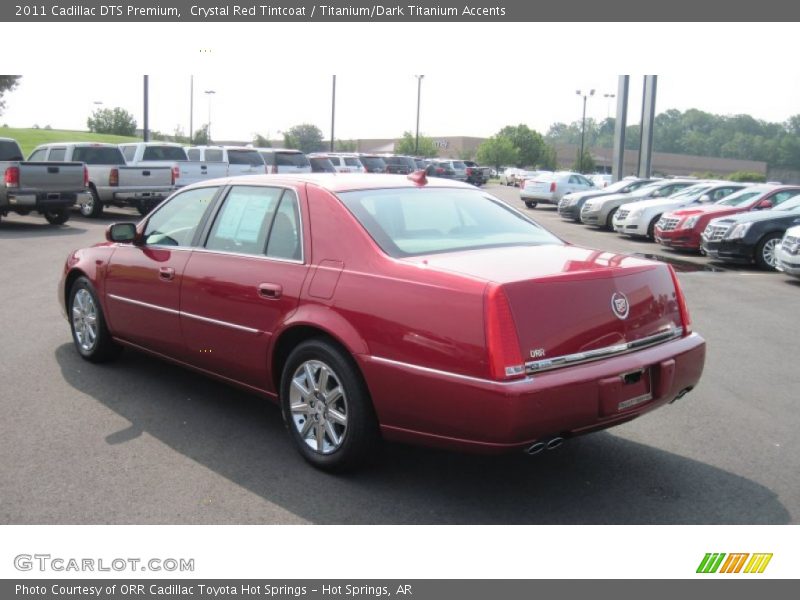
[754,199,773,210]
[106,222,138,243]
[698,194,711,203]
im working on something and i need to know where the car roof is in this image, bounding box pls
[179,173,475,193]
[34,141,118,148]
[256,147,303,153]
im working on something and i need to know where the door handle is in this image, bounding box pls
[159,267,175,281]
[258,283,282,299]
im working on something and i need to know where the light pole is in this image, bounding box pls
[603,93,616,120]
[576,89,595,173]
[204,90,216,144]
[414,75,424,155]
[330,75,336,152]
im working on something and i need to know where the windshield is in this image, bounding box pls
[228,150,265,166]
[276,152,310,167]
[338,188,562,258]
[602,179,640,193]
[774,196,800,211]
[718,189,767,206]
[669,184,714,199]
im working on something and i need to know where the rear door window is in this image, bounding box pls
[48,147,67,161]
[28,148,47,161]
[266,190,302,261]
[187,148,201,161]
[205,149,224,162]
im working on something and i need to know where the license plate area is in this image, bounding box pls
[598,367,653,416]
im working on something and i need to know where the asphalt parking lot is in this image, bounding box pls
[1,183,798,524]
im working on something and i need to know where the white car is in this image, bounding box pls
[256,148,312,174]
[520,171,595,208]
[581,179,696,230]
[613,182,748,239]
[499,167,524,186]
[776,224,800,278]
[309,153,366,173]
[590,174,613,188]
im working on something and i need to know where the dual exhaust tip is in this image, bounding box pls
[524,437,564,455]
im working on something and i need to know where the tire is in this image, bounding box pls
[137,199,158,216]
[524,201,537,209]
[647,215,661,241]
[605,207,619,231]
[43,208,70,225]
[280,338,379,472]
[755,233,782,270]
[68,277,122,363]
[80,187,104,218]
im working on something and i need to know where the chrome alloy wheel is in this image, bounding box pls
[762,237,779,268]
[289,360,348,454]
[72,288,98,351]
[79,194,95,217]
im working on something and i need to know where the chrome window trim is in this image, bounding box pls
[108,294,262,334]
[525,327,684,375]
[190,246,304,265]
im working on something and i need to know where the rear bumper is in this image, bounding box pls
[98,186,173,203]
[521,191,557,203]
[655,229,702,250]
[2,190,80,210]
[701,239,753,263]
[359,333,706,453]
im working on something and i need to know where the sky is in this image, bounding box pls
[2,23,800,143]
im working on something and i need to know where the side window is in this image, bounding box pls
[266,190,302,261]
[187,148,200,161]
[28,148,47,161]
[121,146,136,162]
[144,187,218,247]
[205,149,223,162]
[205,186,282,255]
[49,147,66,161]
[568,175,579,184]
[579,175,593,186]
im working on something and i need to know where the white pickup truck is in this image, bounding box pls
[1,137,86,225]
[30,142,175,217]
[186,145,266,176]
[120,142,228,191]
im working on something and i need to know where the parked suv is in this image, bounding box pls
[358,155,387,173]
[309,153,365,174]
[382,155,418,174]
[309,156,336,173]
[186,146,266,176]
[256,148,311,174]
[701,195,800,269]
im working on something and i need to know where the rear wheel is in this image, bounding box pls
[755,233,782,270]
[280,339,379,472]
[80,187,104,218]
[524,201,537,209]
[43,208,70,225]
[137,199,158,216]
[68,277,122,362]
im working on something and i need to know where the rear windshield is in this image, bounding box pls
[142,146,188,161]
[276,152,310,167]
[344,157,363,167]
[310,157,336,172]
[361,157,386,169]
[228,150,264,166]
[72,146,126,165]
[338,188,561,258]
[0,140,23,161]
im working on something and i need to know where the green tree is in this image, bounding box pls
[394,131,438,157]
[572,149,595,173]
[538,144,558,170]
[253,134,271,148]
[283,124,324,153]
[497,124,546,167]
[475,136,518,172]
[87,107,137,136]
[192,124,210,145]
[335,139,357,152]
[0,75,21,115]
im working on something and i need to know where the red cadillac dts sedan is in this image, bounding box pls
[59,173,706,470]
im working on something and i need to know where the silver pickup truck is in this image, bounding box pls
[1,138,86,225]
[29,142,175,217]
[119,142,228,189]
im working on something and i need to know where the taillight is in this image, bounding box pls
[172,165,180,184]
[550,182,556,193]
[436,167,445,174]
[466,167,473,176]
[109,168,119,187]
[4,166,20,188]
[83,166,89,188]
[484,284,525,380]
[668,265,692,335]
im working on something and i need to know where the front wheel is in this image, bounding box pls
[755,233,782,270]
[280,339,379,471]
[68,277,122,362]
[647,215,661,240]
[605,207,619,231]
[43,208,70,225]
